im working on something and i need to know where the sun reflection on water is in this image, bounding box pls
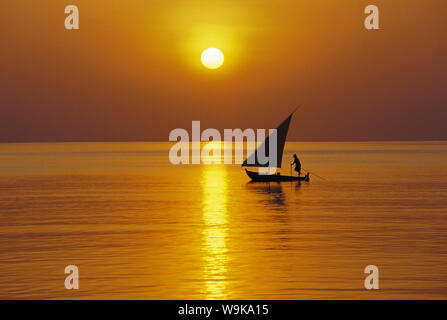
[201,165,229,299]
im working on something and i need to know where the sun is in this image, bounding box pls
[201,48,224,69]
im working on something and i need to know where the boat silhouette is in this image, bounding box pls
[242,108,310,182]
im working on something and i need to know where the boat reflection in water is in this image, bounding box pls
[201,164,229,299]
[245,182,288,212]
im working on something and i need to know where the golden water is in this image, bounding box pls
[0,142,446,299]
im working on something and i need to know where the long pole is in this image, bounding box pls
[302,168,326,180]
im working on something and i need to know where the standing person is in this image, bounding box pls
[291,154,302,177]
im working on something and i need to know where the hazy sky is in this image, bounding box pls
[1,0,446,142]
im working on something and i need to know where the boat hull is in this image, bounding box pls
[245,169,310,182]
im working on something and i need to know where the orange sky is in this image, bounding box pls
[0,0,446,142]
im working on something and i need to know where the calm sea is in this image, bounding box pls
[0,141,446,299]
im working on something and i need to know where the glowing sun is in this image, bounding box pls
[201,48,224,69]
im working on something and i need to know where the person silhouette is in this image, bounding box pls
[291,154,302,177]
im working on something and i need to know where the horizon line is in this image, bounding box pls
[0,139,446,144]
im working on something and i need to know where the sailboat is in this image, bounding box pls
[242,110,310,182]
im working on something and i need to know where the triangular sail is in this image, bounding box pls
[242,112,294,168]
